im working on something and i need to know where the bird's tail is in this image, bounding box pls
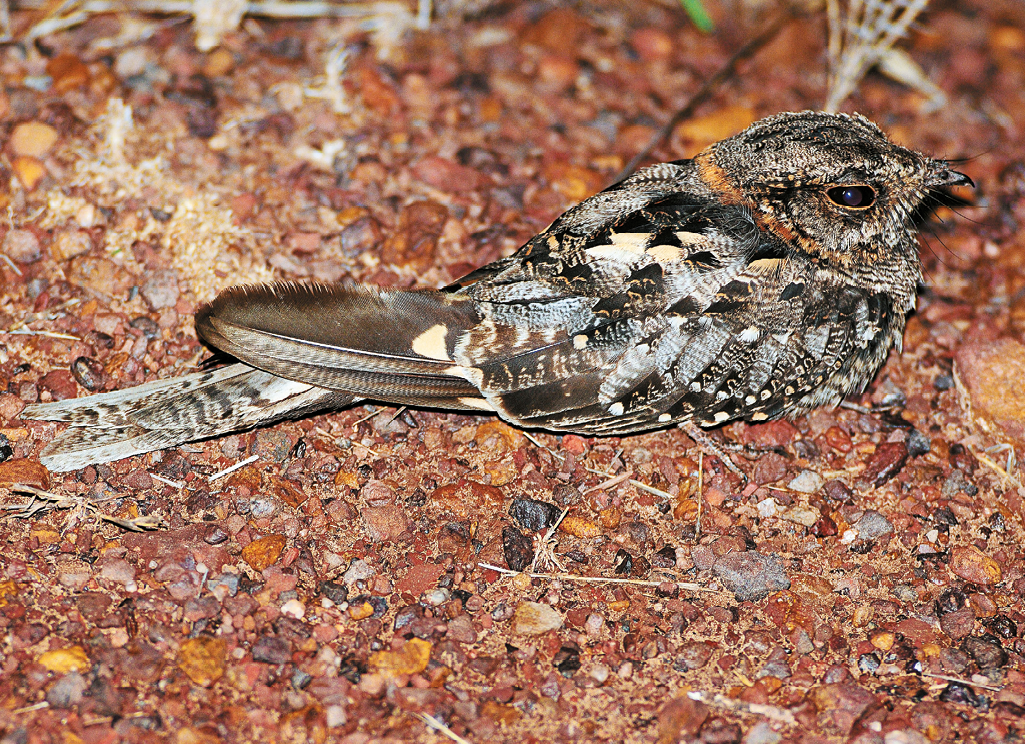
[22,281,490,472]
[23,364,357,472]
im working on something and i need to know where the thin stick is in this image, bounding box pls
[695,451,704,539]
[411,711,472,744]
[4,329,81,341]
[687,691,796,725]
[208,454,259,482]
[583,470,633,493]
[522,430,675,502]
[478,561,716,593]
[611,7,796,184]
[150,473,185,489]
[921,671,1003,692]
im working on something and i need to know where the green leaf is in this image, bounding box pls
[680,0,714,33]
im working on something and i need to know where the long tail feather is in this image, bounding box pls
[24,364,355,472]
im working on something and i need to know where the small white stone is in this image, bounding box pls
[326,705,347,728]
[787,469,824,494]
[426,588,450,606]
[281,599,305,619]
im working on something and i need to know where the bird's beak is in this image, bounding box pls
[927,162,974,189]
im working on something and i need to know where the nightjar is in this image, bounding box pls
[24,111,971,472]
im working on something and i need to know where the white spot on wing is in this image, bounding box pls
[674,231,707,246]
[609,402,625,416]
[412,324,451,361]
[608,232,650,252]
[646,244,683,261]
[739,326,760,343]
[573,334,588,350]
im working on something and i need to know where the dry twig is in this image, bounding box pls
[3,484,163,531]
[825,0,943,112]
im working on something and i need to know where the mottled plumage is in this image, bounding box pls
[24,111,971,471]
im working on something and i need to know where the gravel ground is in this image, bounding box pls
[2,1,1025,742]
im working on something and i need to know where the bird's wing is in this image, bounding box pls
[448,166,893,435]
[194,282,491,411]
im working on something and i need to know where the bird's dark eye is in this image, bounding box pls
[827,185,875,208]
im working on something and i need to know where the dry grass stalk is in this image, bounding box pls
[825,0,944,112]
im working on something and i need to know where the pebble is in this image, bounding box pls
[0,458,50,489]
[446,614,477,644]
[675,105,757,149]
[58,568,91,590]
[379,200,448,272]
[742,421,799,448]
[97,558,136,586]
[252,636,291,665]
[37,646,90,673]
[67,256,136,296]
[411,156,486,193]
[368,638,431,677]
[853,510,894,542]
[326,705,346,728]
[39,370,77,401]
[949,545,1002,586]
[954,337,1025,447]
[712,551,791,602]
[509,498,562,531]
[240,534,286,572]
[207,573,240,598]
[782,505,821,527]
[140,269,181,310]
[361,479,396,506]
[503,526,535,572]
[3,229,41,264]
[361,504,412,542]
[425,588,450,606]
[50,228,92,262]
[675,641,714,670]
[962,635,1008,670]
[657,695,709,743]
[12,157,46,190]
[559,515,600,538]
[511,601,563,635]
[743,721,782,744]
[184,597,221,622]
[252,429,292,462]
[280,599,305,619]
[343,559,376,586]
[787,469,824,494]
[862,442,909,485]
[757,498,779,519]
[753,452,788,485]
[46,53,90,92]
[10,121,58,158]
[69,362,107,400]
[46,671,87,708]
[630,27,674,62]
[394,562,445,596]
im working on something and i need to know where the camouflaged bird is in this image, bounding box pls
[24,111,971,472]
